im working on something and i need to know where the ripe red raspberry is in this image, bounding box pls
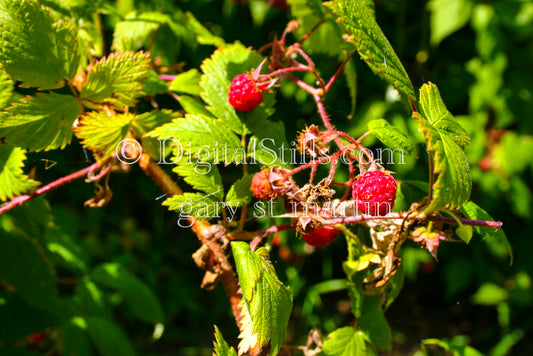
[352,170,397,216]
[228,73,264,111]
[303,227,339,247]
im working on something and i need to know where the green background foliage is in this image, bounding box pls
[0,0,532,355]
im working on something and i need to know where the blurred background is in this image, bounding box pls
[1,0,532,355]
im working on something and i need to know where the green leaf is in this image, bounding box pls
[75,278,112,319]
[176,95,213,117]
[288,0,345,56]
[0,232,57,310]
[182,11,225,48]
[368,119,416,155]
[0,348,42,356]
[471,283,509,305]
[45,229,88,274]
[322,327,374,356]
[461,201,512,262]
[75,111,135,157]
[90,263,165,325]
[414,82,471,213]
[428,0,474,46]
[225,174,253,208]
[163,192,222,221]
[173,161,224,199]
[357,297,392,351]
[112,12,168,51]
[455,224,473,244]
[0,67,13,108]
[232,241,293,356]
[62,317,94,356]
[199,43,271,134]
[131,109,178,137]
[0,93,81,151]
[0,0,80,89]
[169,69,202,95]
[0,145,39,201]
[148,114,243,164]
[0,293,59,341]
[85,316,136,356]
[81,51,151,109]
[422,338,484,356]
[326,0,416,99]
[213,325,238,356]
[143,70,169,96]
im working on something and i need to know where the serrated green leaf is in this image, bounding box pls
[0,145,39,201]
[213,325,238,356]
[62,317,93,356]
[368,119,415,155]
[74,112,135,157]
[327,0,416,99]
[225,174,253,208]
[414,82,471,213]
[428,0,474,46]
[169,69,202,95]
[0,67,13,108]
[90,263,165,325]
[163,192,222,221]
[0,93,81,151]
[173,161,223,199]
[148,114,243,164]
[85,316,136,356]
[322,327,374,356]
[232,241,293,356]
[131,109,178,137]
[112,11,168,52]
[200,43,272,134]
[81,51,151,109]
[0,0,79,89]
[461,201,512,263]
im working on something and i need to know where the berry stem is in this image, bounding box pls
[260,66,315,81]
[159,74,176,81]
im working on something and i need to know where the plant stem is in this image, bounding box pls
[0,161,105,215]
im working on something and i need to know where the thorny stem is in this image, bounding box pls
[284,148,349,178]
[129,146,243,328]
[313,94,345,149]
[0,160,108,215]
[233,212,503,240]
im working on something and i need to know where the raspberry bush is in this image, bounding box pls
[1,0,530,355]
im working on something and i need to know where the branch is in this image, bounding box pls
[132,149,243,327]
[0,160,105,215]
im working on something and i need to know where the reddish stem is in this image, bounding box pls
[324,52,354,93]
[159,74,176,81]
[0,161,104,215]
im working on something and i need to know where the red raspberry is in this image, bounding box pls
[303,227,339,247]
[352,170,397,216]
[228,73,264,111]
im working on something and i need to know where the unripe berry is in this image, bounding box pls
[228,73,264,111]
[352,170,397,216]
[302,227,339,247]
